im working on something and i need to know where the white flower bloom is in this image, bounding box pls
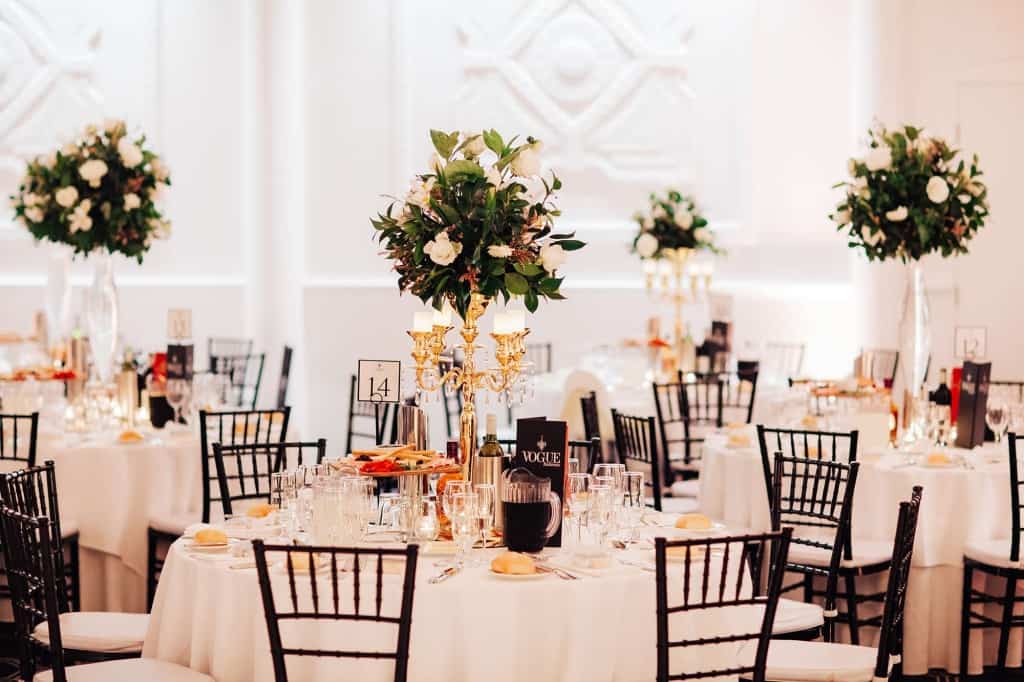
[487,244,513,258]
[651,204,666,219]
[693,227,711,242]
[641,215,654,230]
[78,159,108,188]
[69,200,92,233]
[968,182,983,197]
[24,206,44,223]
[926,175,949,203]
[84,124,98,137]
[914,135,934,157]
[462,132,486,157]
[123,192,141,211]
[674,210,693,229]
[22,192,42,207]
[424,231,462,266]
[865,145,892,171]
[407,177,436,210]
[834,209,851,224]
[61,142,79,157]
[861,225,885,246]
[55,186,79,208]
[957,193,971,205]
[847,158,858,176]
[885,206,908,222]
[484,165,502,188]
[37,153,56,170]
[428,153,445,174]
[511,145,541,177]
[117,137,144,167]
[149,183,164,202]
[147,218,171,239]
[150,157,169,182]
[539,243,567,273]
[104,118,124,134]
[635,233,658,258]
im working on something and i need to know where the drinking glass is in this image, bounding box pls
[442,480,471,520]
[165,378,191,427]
[621,472,645,546]
[586,483,614,547]
[312,479,344,544]
[568,458,581,475]
[474,483,496,548]
[987,401,1010,444]
[567,473,591,545]
[413,499,439,542]
[450,492,478,566]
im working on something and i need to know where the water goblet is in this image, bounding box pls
[450,492,478,567]
[987,401,1010,444]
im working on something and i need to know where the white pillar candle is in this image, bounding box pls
[493,313,510,335]
[413,311,434,332]
[432,303,453,327]
[507,309,526,333]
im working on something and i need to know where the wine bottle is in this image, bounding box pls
[473,414,505,531]
[931,368,952,407]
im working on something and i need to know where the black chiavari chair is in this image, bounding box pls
[524,342,552,374]
[252,540,419,682]
[859,348,900,385]
[763,341,806,384]
[0,508,209,682]
[757,426,885,643]
[345,375,398,453]
[569,438,601,476]
[146,407,291,608]
[720,361,760,425]
[0,412,39,467]
[210,352,266,409]
[655,528,792,682]
[580,391,601,442]
[756,487,923,682]
[276,345,293,409]
[212,440,326,517]
[770,452,860,642]
[611,410,668,512]
[207,337,253,364]
[960,432,1024,677]
[652,372,723,488]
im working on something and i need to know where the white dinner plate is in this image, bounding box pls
[489,570,548,581]
[183,541,232,554]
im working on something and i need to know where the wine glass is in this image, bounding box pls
[987,401,1010,444]
[414,499,439,542]
[621,472,645,547]
[442,480,471,520]
[567,473,591,545]
[474,483,495,549]
[165,378,191,428]
[449,492,478,567]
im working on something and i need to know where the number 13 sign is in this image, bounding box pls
[357,360,401,403]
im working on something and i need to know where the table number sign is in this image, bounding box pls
[357,360,401,403]
[167,309,192,341]
[955,360,991,449]
[513,418,568,546]
[166,344,194,381]
[954,326,987,360]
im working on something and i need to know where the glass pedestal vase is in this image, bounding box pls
[44,247,73,354]
[897,261,931,427]
[85,252,119,384]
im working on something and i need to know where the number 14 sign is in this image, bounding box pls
[357,360,401,403]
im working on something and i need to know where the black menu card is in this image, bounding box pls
[955,361,991,449]
[513,418,569,547]
[166,344,194,381]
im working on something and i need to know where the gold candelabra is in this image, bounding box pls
[407,292,529,478]
[643,248,714,373]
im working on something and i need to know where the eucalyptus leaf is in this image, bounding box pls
[483,129,504,156]
[429,129,457,158]
[524,289,539,312]
[513,262,543,277]
[504,272,529,295]
[556,239,585,251]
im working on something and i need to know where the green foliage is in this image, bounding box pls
[630,189,722,260]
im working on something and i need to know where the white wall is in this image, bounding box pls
[6,0,1017,450]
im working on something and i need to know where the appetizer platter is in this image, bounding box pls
[334,444,462,478]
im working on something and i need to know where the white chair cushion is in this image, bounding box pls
[60,520,79,539]
[772,598,824,635]
[788,539,892,569]
[740,639,879,682]
[669,479,700,498]
[964,538,1023,568]
[34,658,214,681]
[652,497,700,514]
[33,612,148,654]
[148,511,200,536]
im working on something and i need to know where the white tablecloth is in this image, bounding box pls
[144,538,761,682]
[36,427,202,612]
[698,431,1016,675]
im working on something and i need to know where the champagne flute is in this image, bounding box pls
[621,472,645,547]
[568,473,591,546]
[450,492,478,567]
[474,483,495,548]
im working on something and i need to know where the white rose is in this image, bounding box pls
[117,137,144,167]
[865,145,892,171]
[462,132,486,157]
[150,157,169,182]
[22,192,42,207]
[926,176,949,203]
[511,146,541,177]
[834,209,851,224]
[539,243,567,273]
[694,227,711,242]
[885,206,908,222]
[968,182,983,197]
[38,153,56,170]
[69,200,92,233]
[24,206,44,223]
[123,192,141,210]
[149,183,164,202]
[641,215,654,230]
[78,159,108,188]
[484,165,502,188]
[61,142,79,157]
[104,118,124,134]
[424,232,462,266]
[957,193,971,205]
[487,244,513,258]
[674,210,693,229]
[635,233,658,258]
[847,158,858,176]
[55,186,79,208]
[407,177,436,209]
[156,220,172,239]
[861,225,885,246]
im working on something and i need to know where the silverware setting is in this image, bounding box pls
[428,565,460,584]
[617,558,656,572]
[535,563,579,580]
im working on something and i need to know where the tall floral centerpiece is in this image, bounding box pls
[10,119,171,382]
[631,189,720,365]
[372,129,583,470]
[831,123,988,400]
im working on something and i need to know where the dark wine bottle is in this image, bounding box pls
[931,368,952,406]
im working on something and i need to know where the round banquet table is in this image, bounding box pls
[143,536,762,682]
[35,425,202,613]
[698,429,1017,675]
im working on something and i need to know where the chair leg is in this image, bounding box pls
[844,573,860,645]
[960,564,973,679]
[802,573,813,605]
[996,575,1017,670]
[146,528,159,611]
[65,534,81,611]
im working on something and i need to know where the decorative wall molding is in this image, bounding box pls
[0,274,246,288]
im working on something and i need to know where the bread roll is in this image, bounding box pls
[246,502,275,519]
[675,513,713,530]
[927,452,951,466]
[727,433,751,448]
[490,551,536,575]
[118,430,144,443]
[194,528,228,546]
